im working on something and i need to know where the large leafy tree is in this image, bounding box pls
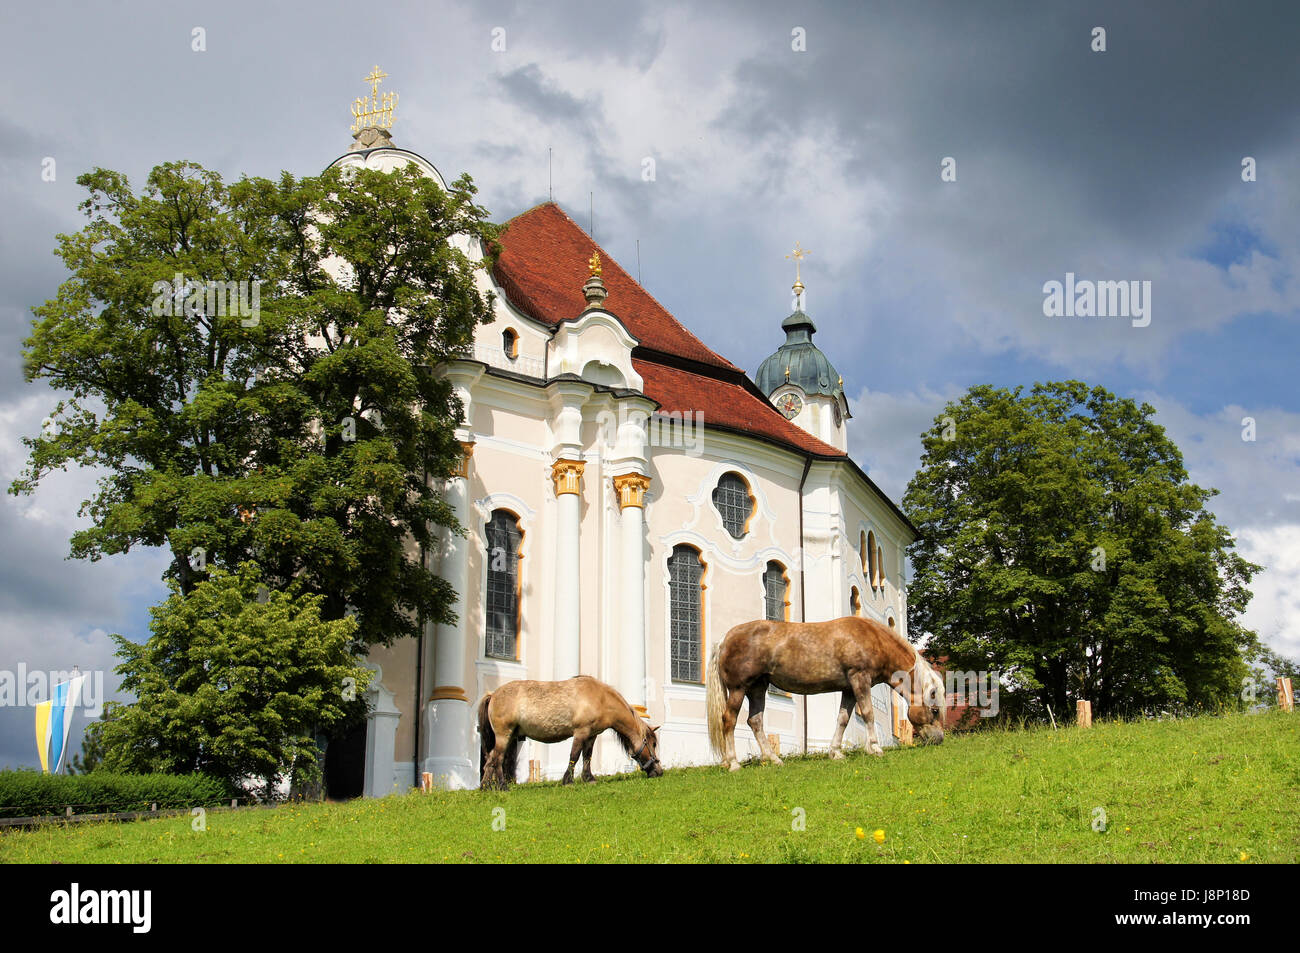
[11,159,498,645]
[904,381,1262,719]
[99,563,371,796]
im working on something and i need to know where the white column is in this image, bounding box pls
[613,472,651,714]
[551,459,584,679]
[423,440,475,789]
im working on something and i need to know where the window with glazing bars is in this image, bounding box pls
[712,473,751,539]
[669,545,703,682]
[763,562,787,621]
[485,510,521,659]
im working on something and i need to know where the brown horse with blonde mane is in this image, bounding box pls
[478,675,664,790]
[707,616,946,771]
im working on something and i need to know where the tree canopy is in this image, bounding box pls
[904,381,1263,719]
[12,159,499,646]
[98,563,371,795]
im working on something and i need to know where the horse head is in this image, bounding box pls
[629,722,665,778]
[898,654,946,745]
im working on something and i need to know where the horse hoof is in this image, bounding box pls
[768,756,784,767]
[830,749,845,761]
[727,761,742,773]
[869,745,884,757]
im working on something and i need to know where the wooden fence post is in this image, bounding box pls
[1076,700,1092,728]
[527,759,541,783]
[1279,677,1294,712]
[420,772,433,793]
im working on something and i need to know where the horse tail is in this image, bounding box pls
[477,693,494,782]
[706,632,727,759]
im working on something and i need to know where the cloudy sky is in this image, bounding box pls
[1,0,1296,768]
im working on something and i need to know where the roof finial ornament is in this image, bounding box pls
[350,65,399,151]
[583,250,608,310]
[786,241,810,310]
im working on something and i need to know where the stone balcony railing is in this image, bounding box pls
[470,344,546,379]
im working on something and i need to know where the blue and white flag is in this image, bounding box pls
[35,674,86,774]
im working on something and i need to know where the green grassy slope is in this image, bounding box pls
[3,710,1296,864]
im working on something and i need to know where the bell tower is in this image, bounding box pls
[754,243,850,451]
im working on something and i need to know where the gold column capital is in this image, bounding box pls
[551,458,585,496]
[450,441,475,479]
[429,685,470,703]
[612,472,652,509]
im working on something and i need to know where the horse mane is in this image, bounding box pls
[617,703,644,757]
[868,617,947,717]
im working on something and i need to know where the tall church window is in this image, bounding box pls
[763,561,789,621]
[712,472,753,539]
[669,545,705,683]
[878,542,886,589]
[485,509,522,660]
[502,327,519,360]
[850,586,862,617]
[868,531,879,590]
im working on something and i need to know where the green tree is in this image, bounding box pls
[11,159,498,645]
[99,563,371,797]
[1244,643,1300,708]
[69,701,123,774]
[904,381,1262,719]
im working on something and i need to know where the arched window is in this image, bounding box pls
[712,473,753,539]
[485,509,522,659]
[867,531,879,590]
[860,531,868,575]
[668,545,705,683]
[887,615,896,629]
[850,586,862,617]
[501,327,519,360]
[763,561,789,621]
[878,543,886,589]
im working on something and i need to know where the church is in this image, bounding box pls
[336,71,918,796]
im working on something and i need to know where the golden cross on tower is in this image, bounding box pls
[351,64,399,134]
[786,241,811,297]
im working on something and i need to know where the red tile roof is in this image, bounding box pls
[633,359,845,458]
[491,201,847,460]
[492,203,740,372]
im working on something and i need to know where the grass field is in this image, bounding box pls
[3,710,1296,864]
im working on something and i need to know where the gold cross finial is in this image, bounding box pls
[352,64,399,134]
[786,242,810,297]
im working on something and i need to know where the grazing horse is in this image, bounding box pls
[707,616,947,771]
[477,675,664,790]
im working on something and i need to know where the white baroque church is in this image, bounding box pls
[333,114,918,797]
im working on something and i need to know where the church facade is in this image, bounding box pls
[334,130,918,796]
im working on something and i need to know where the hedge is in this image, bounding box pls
[0,770,231,818]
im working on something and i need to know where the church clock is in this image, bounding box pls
[776,393,803,419]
